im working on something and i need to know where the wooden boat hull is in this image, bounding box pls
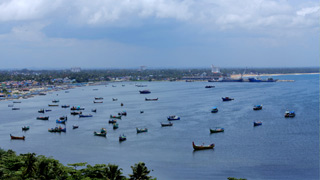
[37,117,49,120]
[210,128,224,133]
[10,134,25,140]
[161,122,173,127]
[145,98,158,101]
[192,142,214,150]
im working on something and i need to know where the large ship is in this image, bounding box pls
[248,77,277,82]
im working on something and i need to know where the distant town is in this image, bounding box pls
[0,66,318,100]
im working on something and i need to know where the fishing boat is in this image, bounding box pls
[210,127,224,133]
[79,114,93,118]
[109,119,117,123]
[71,111,82,115]
[211,107,218,113]
[52,100,59,103]
[253,105,263,110]
[110,115,122,119]
[253,121,262,126]
[284,110,295,118]
[39,93,46,96]
[95,97,103,100]
[22,126,30,131]
[119,134,126,142]
[205,85,215,88]
[118,111,127,116]
[48,104,59,107]
[167,115,180,121]
[94,128,107,137]
[56,119,66,124]
[45,109,52,112]
[13,101,21,103]
[61,105,70,108]
[10,134,25,140]
[93,101,103,103]
[113,123,119,129]
[136,128,148,133]
[48,126,66,133]
[91,109,97,113]
[161,122,173,127]
[8,104,14,107]
[192,142,215,150]
[139,90,151,94]
[59,116,67,120]
[72,125,79,129]
[12,107,20,110]
[222,97,234,101]
[145,98,158,101]
[70,106,85,111]
[140,110,144,113]
[135,84,147,87]
[112,98,118,101]
[37,116,49,120]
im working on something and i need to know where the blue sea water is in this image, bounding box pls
[0,74,318,180]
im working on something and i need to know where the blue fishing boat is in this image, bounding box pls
[253,105,263,110]
[284,110,295,118]
[119,134,126,142]
[136,128,148,133]
[109,119,117,123]
[94,128,107,137]
[139,90,151,94]
[211,107,218,113]
[79,114,93,118]
[253,121,262,126]
[222,97,234,101]
[56,119,66,124]
[167,115,180,121]
[113,123,119,130]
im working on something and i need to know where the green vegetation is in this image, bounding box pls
[0,67,318,83]
[0,148,156,180]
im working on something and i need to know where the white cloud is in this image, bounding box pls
[0,0,62,22]
[0,0,318,35]
[296,6,320,16]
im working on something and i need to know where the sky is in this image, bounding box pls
[0,0,319,69]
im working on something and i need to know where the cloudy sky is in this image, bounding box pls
[0,0,318,69]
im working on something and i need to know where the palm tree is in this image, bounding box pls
[105,164,125,180]
[22,153,37,178]
[129,162,152,180]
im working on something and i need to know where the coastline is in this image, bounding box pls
[231,72,319,78]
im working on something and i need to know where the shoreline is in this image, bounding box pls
[231,72,319,78]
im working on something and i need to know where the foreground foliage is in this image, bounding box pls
[0,149,155,180]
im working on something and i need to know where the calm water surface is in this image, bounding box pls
[0,74,319,180]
